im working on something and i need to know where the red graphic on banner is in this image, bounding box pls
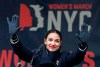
[0,50,32,67]
[0,50,12,67]
[19,3,32,31]
[83,51,95,67]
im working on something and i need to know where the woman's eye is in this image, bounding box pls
[48,38,52,41]
[55,40,60,43]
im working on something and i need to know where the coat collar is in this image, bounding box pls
[39,47,54,65]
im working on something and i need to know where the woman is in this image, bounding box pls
[7,15,89,67]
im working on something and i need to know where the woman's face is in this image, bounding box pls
[44,33,62,52]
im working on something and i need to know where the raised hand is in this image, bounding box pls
[75,23,92,50]
[7,14,21,37]
[76,23,92,43]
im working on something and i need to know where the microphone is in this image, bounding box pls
[30,44,44,64]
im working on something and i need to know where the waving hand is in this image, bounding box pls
[7,14,21,37]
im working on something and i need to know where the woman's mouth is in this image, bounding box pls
[49,45,56,49]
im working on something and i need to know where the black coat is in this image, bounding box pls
[12,41,87,67]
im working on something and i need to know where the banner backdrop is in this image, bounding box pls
[0,0,100,67]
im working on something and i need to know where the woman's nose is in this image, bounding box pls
[51,41,55,45]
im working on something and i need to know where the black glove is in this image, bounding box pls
[76,23,92,43]
[75,23,92,49]
[7,14,21,39]
[78,42,88,50]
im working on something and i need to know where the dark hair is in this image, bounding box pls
[44,29,62,41]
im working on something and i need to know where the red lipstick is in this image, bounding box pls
[49,45,56,48]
